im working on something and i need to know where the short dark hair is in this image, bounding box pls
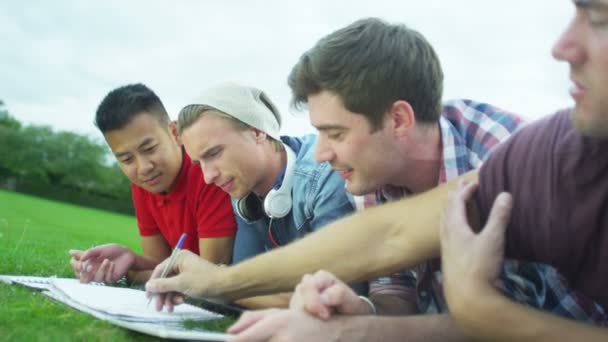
[95,83,170,133]
[288,17,443,131]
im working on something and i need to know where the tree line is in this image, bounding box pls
[0,100,134,215]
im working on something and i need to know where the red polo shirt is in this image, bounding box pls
[131,151,236,255]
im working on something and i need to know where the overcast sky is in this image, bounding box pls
[0,0,574,141]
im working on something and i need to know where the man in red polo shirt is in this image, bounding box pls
[68,83,236,284]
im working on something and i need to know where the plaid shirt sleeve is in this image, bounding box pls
[499,261,608,325]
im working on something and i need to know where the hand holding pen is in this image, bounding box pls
[145,247,225,313]
[147,232,187,311]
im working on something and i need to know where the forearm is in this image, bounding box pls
[199,236,234,265]
[127,253,162,283]
[330,314,471,342]
[131,253,162,271]
[126,269,154,284]
[212,171,477,301]
[234,293,292,309]
[217,203,418,300]
[452,287,608,341]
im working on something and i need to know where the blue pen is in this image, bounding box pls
[147,232,187,308]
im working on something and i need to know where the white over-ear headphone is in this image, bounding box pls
[236,143,296,221]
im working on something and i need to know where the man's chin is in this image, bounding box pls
[230,188,248,199]
[572,109,608,138]
[140,182,169,194]
[346,181,375,196]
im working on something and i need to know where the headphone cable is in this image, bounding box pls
[267,218,281,248]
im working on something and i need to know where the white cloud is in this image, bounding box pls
[0,0,574,141]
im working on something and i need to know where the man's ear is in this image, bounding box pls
[388,100,416,137]
[251,128,267,143]
[169,121,183,146]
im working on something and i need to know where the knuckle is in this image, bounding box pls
[317,269,331,278]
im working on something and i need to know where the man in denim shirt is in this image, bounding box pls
[177,82,358,309]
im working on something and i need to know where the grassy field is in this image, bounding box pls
[0,189,235,341]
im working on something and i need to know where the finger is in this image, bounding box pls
[453,181,479,214]
[68,249,84,260]
[297,274,331,319]
[442,181,479,236]
[171,294,185,305]
[227,309,277,334]
[69,257,81,277]
[310,270,341,292]
[447,179,477,203]
[456,178,478,196]
[80,246,102,262]
[155,293,167,312]
[165,293,174,313]
[146,275,184,295]
[442,190,467,232]
[289,273,313,308]
[480,192,513,244]
[228,310,283,342]
[319,281,350,307]
[69,250,85,277]
[94,259,110,283]
[79,260,97,283]
[149,259,169,280]
[104,261,115,284]
[92,259,108,283]
[319,283,361,315]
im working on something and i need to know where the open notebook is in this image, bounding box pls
[0,275,232,341]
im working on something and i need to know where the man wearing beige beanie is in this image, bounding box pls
[174,82,364,309]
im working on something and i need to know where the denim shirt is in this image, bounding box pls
[232,134,354,262]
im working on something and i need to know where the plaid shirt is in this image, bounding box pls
[351,99,608,324]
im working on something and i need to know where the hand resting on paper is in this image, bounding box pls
[69,244,136,284]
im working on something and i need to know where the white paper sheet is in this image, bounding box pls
[49,278,220,322]
[1,275,232,341]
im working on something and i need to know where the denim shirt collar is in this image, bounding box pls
[269,136,303,190]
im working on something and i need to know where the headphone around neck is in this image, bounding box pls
[236,144,296,222]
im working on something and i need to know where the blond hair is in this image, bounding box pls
[177,104,284,151]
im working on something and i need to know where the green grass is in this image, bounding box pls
[0,189,236,341]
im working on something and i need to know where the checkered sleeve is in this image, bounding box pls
[499,261,608,325]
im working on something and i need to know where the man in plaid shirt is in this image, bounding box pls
[227,17,607,341]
